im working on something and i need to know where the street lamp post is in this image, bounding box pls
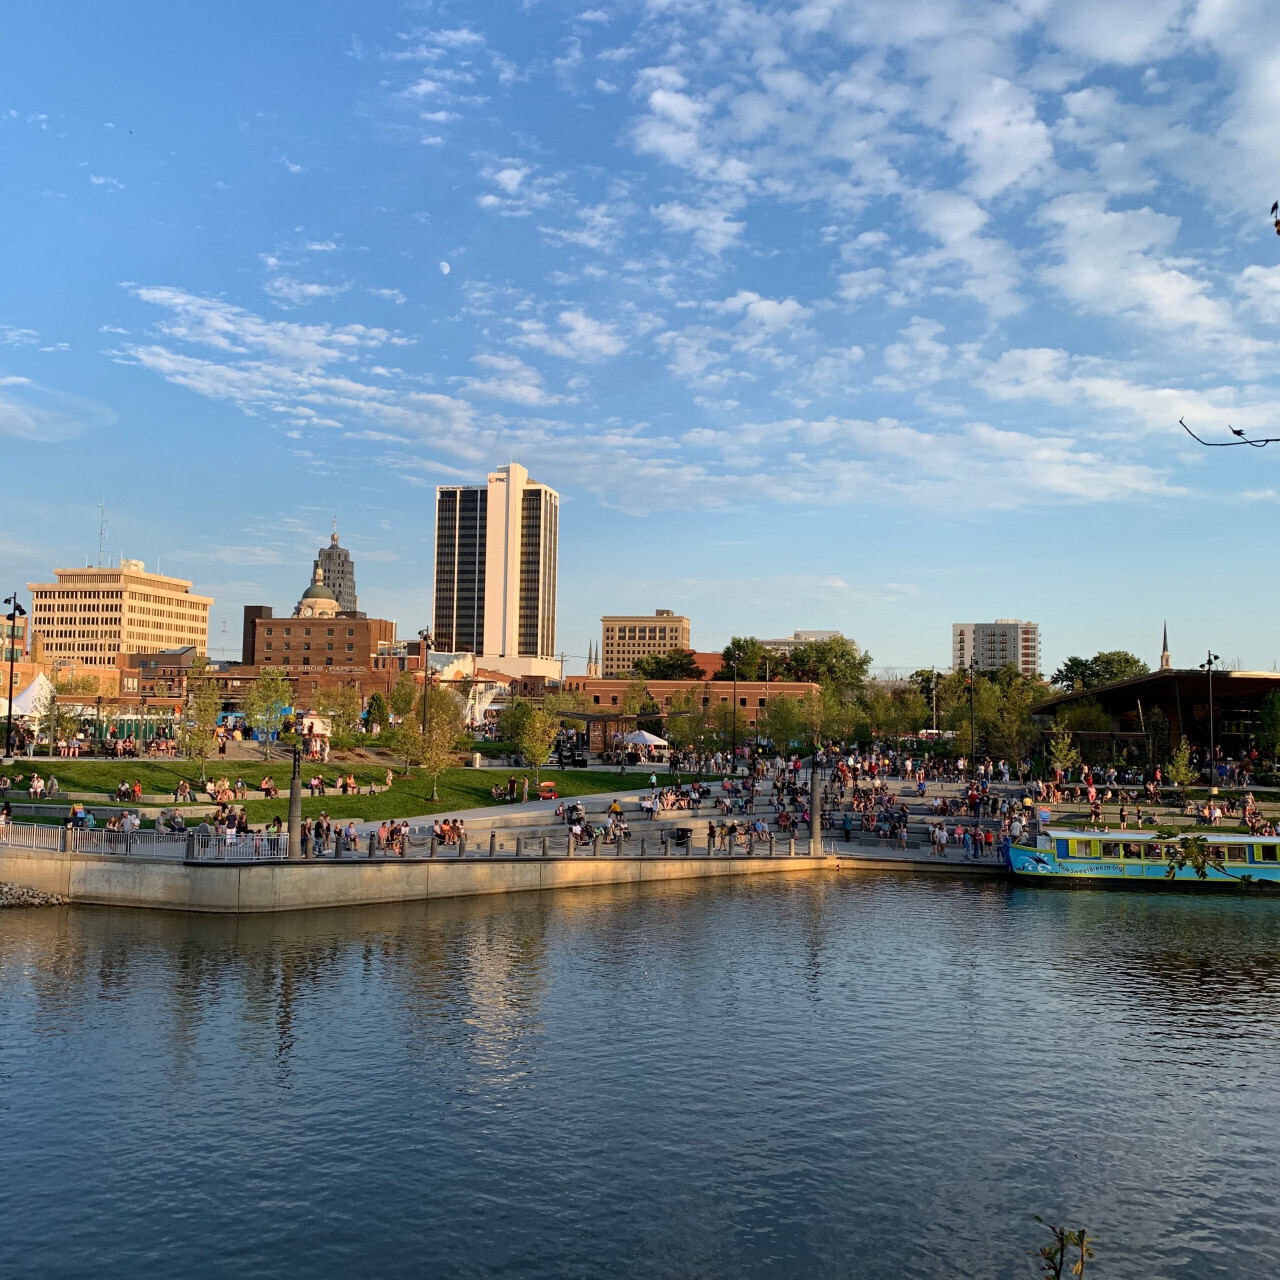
[418,629,438,801]
[967,656,978,778]
[287,742,303,859]
[730,659,738,773]
[3,592,25,763]
[1200,650,1221,793]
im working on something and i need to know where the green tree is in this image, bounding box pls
[240,667,292,759]
[633,648,706,680]
[1258,690,1280,760]
[177,660,223,782]
[402,685,465,800]
[510,702,559,783]
[1091,649,1149,686]
[542,688,588,718]
[621,679,651,716]
[714,636,768,680]
[1047,727,1081,775]
[783,636,870,697]
[1165,739,1196,793]
[365,690,390,733]
[1051,650,1148,691]
[799,686,826,745]
[389,672,418,723]
[317,683,362,738]
[710,704,750,754]
[1055,698,1111,733]
[1050,655,1096,691]
[759,694,804,752]
[663,688,706,753]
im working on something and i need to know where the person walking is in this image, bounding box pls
[521,774,529,804]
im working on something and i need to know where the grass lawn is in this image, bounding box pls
[10,758,656,825]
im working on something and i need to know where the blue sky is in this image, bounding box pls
[3,0,1279,674]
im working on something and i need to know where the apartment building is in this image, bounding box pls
[952,619,1041,677]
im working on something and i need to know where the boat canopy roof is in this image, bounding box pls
[1046,826,1258,844]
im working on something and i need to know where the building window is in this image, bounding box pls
[327,628,334,637]
[304,628,311,637]
[326,658,333,666]
[346,644,354,652]
[284,628,291,637]
[265,642,273,652]
[326,643,333,651]
[610,695,618,705]
[347,629,354,637]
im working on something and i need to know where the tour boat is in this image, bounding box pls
[1005,828,1280,890]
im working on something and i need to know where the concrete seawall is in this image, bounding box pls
[0,846,834,914]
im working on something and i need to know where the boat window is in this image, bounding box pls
[1209,845,1228,864]
[1056,839,1070,859]
[1101,842,1121,860]
[1226,845,1248,863]
[1073,840,1095,857]
[1261,846,1278,863]
[1144,843,1164,860]
[1122,842,1143,859]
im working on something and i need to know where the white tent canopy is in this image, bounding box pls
[621,729,667,747]
[12,673,53,718]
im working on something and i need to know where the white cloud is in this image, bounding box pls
[264,277,351,306]
[653,201,745,254]
[0,380,116,442]
[514,310,625,359]
[457,354,570,405]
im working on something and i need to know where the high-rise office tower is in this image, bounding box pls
[315,521,357,613]
[433,463,559,679]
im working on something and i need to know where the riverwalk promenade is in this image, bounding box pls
[0,775,1007,912]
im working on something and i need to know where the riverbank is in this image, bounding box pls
[0,842,834,912]
[0,881,64,908]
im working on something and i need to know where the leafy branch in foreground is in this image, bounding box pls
[1031,1217,1095,1278]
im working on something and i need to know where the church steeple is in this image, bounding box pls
[1160,622,1171,671]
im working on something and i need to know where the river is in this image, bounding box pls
[2,873,1279,1278]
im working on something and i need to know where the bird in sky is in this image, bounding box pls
[1272,199,1279,234]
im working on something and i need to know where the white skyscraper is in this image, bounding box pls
[433,463,560,680]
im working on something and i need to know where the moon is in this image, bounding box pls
[439,261,450,275]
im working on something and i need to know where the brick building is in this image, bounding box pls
[558,677,820,732]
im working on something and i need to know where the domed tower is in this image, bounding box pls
[293,564,340,619]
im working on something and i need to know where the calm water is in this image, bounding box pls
[3,874,1280,1279]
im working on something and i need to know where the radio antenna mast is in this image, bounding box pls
[97,502,108,568]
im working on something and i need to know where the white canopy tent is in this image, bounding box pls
[621,729,668,747]
[11,673,53,719]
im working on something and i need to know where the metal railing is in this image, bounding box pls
[69,828,189,857]
[0,821,66,851]
[189,833,288,862]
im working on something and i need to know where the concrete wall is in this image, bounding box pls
[0,846,834,914]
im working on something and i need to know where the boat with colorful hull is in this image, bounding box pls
[1006,828,1280,890]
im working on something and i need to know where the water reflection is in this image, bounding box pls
[3,875,1280,1280]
